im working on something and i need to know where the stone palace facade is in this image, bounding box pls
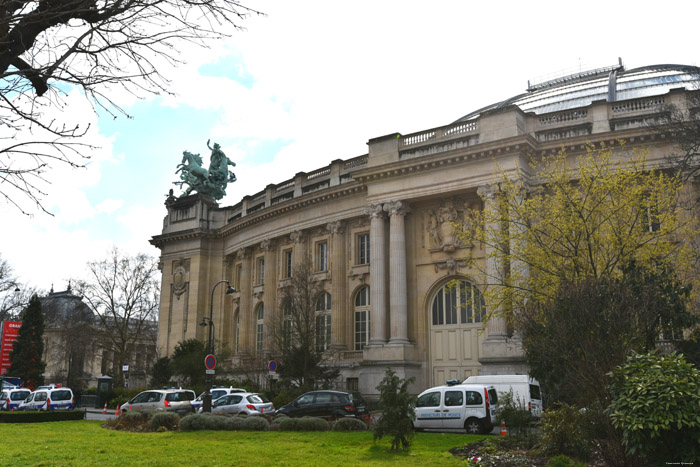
[151,63,700,396]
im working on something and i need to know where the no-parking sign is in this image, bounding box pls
[268,360,277,372]
[205,354,217,370]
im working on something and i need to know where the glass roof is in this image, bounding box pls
[454,64,700,123]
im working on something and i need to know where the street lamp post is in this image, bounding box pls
[199,280,236,413]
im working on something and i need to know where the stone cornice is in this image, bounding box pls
[352,134,538,184]
[220,183,367,237]
[150,228,216,249]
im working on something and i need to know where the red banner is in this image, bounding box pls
[0,321,21,376]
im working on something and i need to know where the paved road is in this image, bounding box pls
[80,408,117,421]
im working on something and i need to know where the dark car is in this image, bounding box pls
[277,390,367,418]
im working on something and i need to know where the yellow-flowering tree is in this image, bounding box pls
[462,142,698,323]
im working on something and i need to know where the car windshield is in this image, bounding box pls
[11,391,30,400]
[247,394,268,404]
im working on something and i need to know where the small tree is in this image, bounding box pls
[373,368,416,451]
[171,339,206,387]
[608,352,700,464]
[150,357,173,388]
[7,295,45,388]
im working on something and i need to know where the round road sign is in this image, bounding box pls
[205,354,217,370]
[268,360,277,372]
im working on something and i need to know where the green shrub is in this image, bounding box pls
[242,415,269,431]
[608,351,700,464]
[0,411,85,423]
[546,454,586,467]
[278,416,330,432]
[536,404,592,461]
[148,412,180,431]
[332,417,367,432]
[116,411,151,431]
[180,414,216,431]
[272,390,293,409]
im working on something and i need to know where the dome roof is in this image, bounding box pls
[454,63,700,123]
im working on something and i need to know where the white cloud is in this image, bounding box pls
[96,198,124,214]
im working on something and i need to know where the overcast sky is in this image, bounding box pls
[2,0,698,291]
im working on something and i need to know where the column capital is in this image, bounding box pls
[260,239,274,252]
[362,203,385,219]
[326,220,345,236]
[384,200,410,217]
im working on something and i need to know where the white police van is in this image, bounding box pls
[22,385,74,411]
[0,386,31,410]
[463,375,543,418]
[413,381,499,434]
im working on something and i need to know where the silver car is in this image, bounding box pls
[121,389,193,416]
[197,392,274,415]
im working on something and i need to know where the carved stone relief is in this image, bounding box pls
[172,259,190,298]
[426,197,474,253]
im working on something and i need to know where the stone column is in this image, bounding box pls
[261,239,277,353]
[477,184,508,339]
[384,201,410,345]
[364,204,387,345]
[290,230,306,268]
[236,248,253,354]
[327,221,347,350]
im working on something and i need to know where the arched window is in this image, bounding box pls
[315,292,332,351]
[431,280,485,326]
[354,286,370,350]
[255,303,264,353]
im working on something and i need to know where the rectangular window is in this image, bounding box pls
[316,241,328,271]
[256,257,265,285]
[346,378,359,392]
[357,233,370,265]
[315,314,331,351]
[643,195,661,233]
[284,249,293,278]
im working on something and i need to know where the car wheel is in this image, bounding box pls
[464,418,482,435]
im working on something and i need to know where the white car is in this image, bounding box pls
[1,387,32,411]
[197,392,274,415]
[192,387,246,412]
[21,386,75,411]
[413,383,499,434]
[121,389,194,416]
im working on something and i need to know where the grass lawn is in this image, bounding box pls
[0,420,487,466]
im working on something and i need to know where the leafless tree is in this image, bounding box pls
[74,247,159,385]
[1,0,261,214]
[0,254,38,321]
[659,89,700,184]
[269,257,339,390]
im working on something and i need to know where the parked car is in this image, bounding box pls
[413,383,498,434]
[21,385,75,411]
[197,392,274,415]
[1,387,32,411]
[462,374,542,418]
[120,389,194,415]
[277,390,367,419]
[191,387,246,412]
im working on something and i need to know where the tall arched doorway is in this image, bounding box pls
[429,278,486,385]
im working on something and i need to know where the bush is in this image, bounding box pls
[115,411,151,431]
[242,415,269,431]
[536,404,592,461]
[278,416,330,432]
[148,412,180,431]
[332,417,367,432]
[497,390,536,448]
[180,413,217,431]
[608,351,700,464]
[272,390,293,409]
[0,410,85,423]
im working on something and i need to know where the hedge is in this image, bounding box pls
[0,410,86,423]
